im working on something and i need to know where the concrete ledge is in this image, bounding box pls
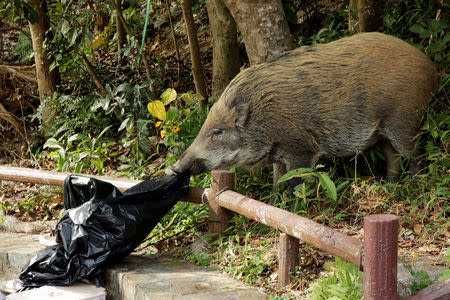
[0,232,266,299]
[104,254,266,300]
[0,232,50,281]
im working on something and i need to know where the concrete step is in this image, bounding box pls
[0,232,50,282]
[0,232,266,299]
[104,255,266,300]
[1,231,448,299]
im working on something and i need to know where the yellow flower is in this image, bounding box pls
[160,129,167,138]
[155,121,162,127]
[172,126,180,133]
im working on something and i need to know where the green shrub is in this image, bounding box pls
[306,258,363,300]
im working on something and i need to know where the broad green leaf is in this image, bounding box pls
[67,133,87,143]
[317,172,337,201]
[192,93,204,103]
[409,24,426,34]
[180,92,193,103]
[336,180,351,193]
[277,167,313,184]
[115,83,130,94]
[60,20,70,35]
[98,125,113,138]
[118,117,131,132]
[147,100,166,120]
[70,28,80,46]
[49,61,58,72]
[160,88,177,105]
[43,138,63,150]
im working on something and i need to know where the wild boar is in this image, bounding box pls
[171,32,437,187]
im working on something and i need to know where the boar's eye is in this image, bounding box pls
[211,128,223,136]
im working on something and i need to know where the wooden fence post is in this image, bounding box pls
[208,170,234,235]
[278,232,299,287]
[363,214,400,300]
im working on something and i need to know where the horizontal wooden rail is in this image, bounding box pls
[0,166,204,203]
[210,188,363,268]
[0,166,137,191]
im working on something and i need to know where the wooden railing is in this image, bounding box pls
[0,166,449,300]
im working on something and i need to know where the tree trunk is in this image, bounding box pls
[223,0,293,66]
[349,0,384,32]
[115,0,126,50]
[181,0,208,108]
[25,0,58,129]
[205,0,240,95]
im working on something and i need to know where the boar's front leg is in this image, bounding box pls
[269,163,287,205]
[273,162,287,188]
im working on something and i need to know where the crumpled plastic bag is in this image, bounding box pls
[19,172,189,288]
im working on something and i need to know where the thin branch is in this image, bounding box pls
[80,53,106,95]
[165,0,181,84]
[110,0,153,81]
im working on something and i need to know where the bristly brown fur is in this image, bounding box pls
[172,32,438,183]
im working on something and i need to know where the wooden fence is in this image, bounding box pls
[0,166,449,300]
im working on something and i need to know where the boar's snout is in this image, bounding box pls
[170,155,208,176]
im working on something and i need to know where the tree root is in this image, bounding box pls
[0,64,37,83]
[0,102,25,138]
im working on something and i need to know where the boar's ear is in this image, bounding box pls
[231,102,249,128]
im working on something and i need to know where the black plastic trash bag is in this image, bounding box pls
[19,172,189,288]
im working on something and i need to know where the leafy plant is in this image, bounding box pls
[410,19,449,63]
[14,30,34,63]
[142,201,210,247]
[307,257,363,300]
[277,165,337,202]
[0,0,39,23]
[188,252,214,266]
[42,126,115,174]
[403,261,436,294]
[147,88,209,167]
[220,231,276,286]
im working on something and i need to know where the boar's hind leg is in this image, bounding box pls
[383,141,401,182]
[382,127,419,181]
